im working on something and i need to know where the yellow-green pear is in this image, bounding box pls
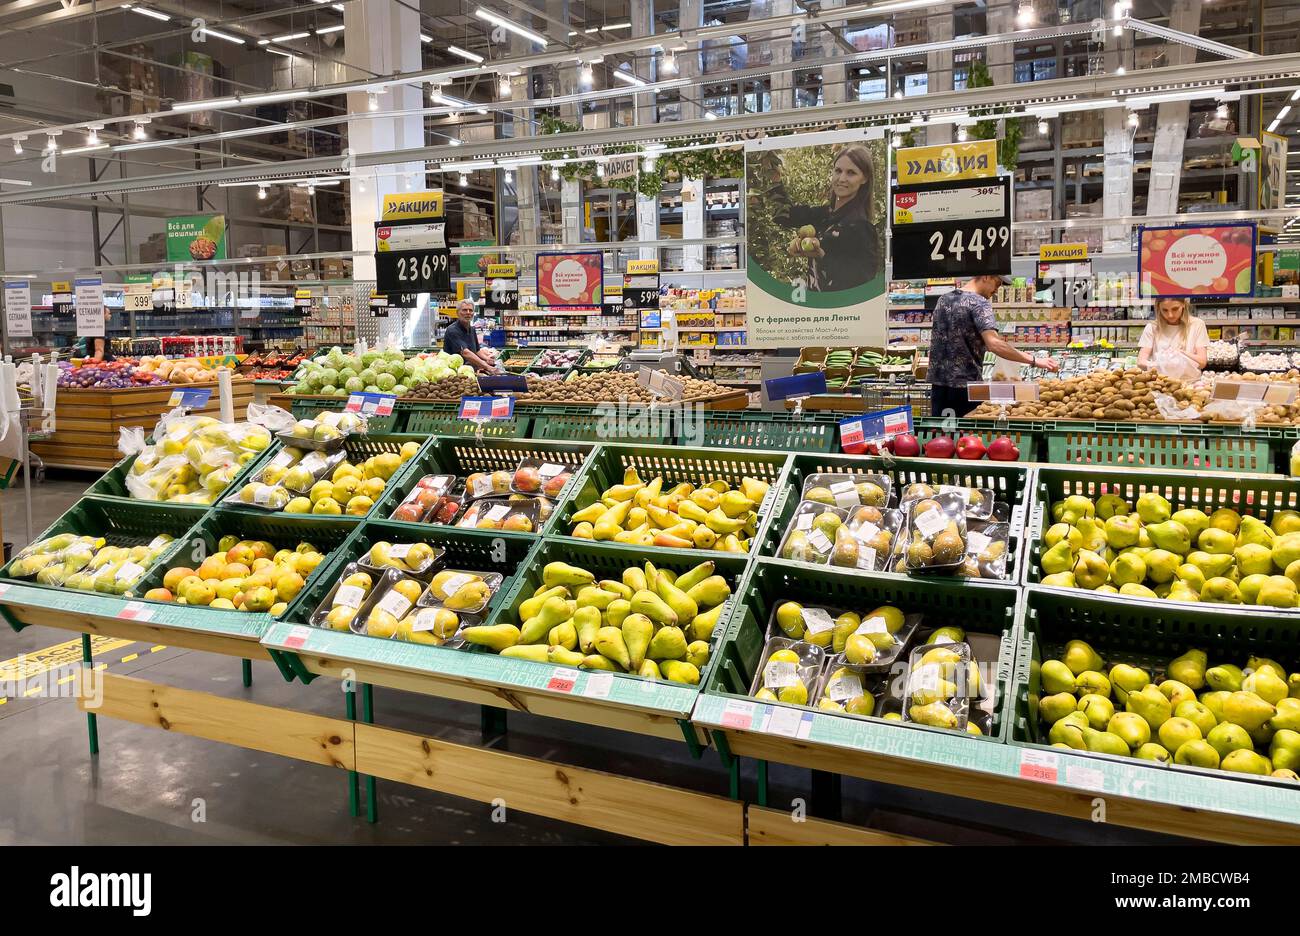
[1075,516,1108,553]
[844,634,877,666]
[1173,699,1217,737]
[1274,768,1300,781]
[672,560,715,594]
[1108,711,1152,750]
[621,614,654,670]
[1187,551,1235,578]
[1157,679,1196,708]
[1206,663,1245,692]
[1082,727,1131,756]
[1270,729,1300,772]
[1237,515,1276,548]
[598,579,634,600]
[1063,639,1103,676]
[547,646,586,667]
[461,622,521,651]
[1096,493,1130,519]
[647,625,687,662]
[1120,582,1159,599]
[1271,532,1300,570]
[1272,509,1300,536]
[1222,690,1275,731]
[684,575,730,609]
[1138,528,1152,548]
[1042,571,1077,588]
[1110,664,1151,704]
[1075,670,1111,698]
[1166,649,1207,690]
[1157,716,1202,755]
[1060,495,1095,525]
[1104,514,1141,548]
[655,573,698,623]
[576,586,619,610]
[517,614,552,646]
[689,605,724,642]
[501,644,549,662]
[1291,672,1300,700]
[1221,749,1273,775]
[1168,582,1200,603]
[1200,577,1242,604]
[1257,576,1298,608]
[775,600,805,639]
[1127,684,1172,731]
[519,585,569,621]
[629,588,677,626]
[1206,721,1253,760]
[1039,692,1079,724]
[1135,742,1171,763]
[638,659,661,679]
[1078,693,1115,730]
[1250,722,1276,750]
[1197,527,1236,555]
[1270,698,1300,732]
[1041,540,1075,575]
[1171,508,1210,543]
[581,654,619,672]
[594,626,631,669]
[1096,584,1120,594]
[1153,581,1173,599]
[1142,549,1179,584]
[622,566,648,592]
[1041,659,1078,694]
[1174,739,1220,769]
[1073,550,1109,590]
[1247,655,1287,679]
[1045,522,1082,550]
[1048,711,1088,748]
[547,621,578,651]
[542,561,595,589]
[1239,573,1273,605]
[685,640,710,669]
[1243,668,1289,706]
[1200,690,1231,721]
[572,606,603,654]
[1136,492,1171,524]
[1176,563,1206,592]
[660,660,700,685]
[1208,507,1241,534]
[910,701,959,730]
[1110,552,1146,587]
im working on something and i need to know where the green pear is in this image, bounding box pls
[1272,509,1300,536]
[1108,711,1152,750]
[1041,659,1078,695]
[1221,749,1273,775]
[1083,727,1131,757]
[685,641,710,670]
[1171,508,1210,543]
[1209,507,1242,534]
[576,586,620,610]
[1235,543,1275,577]
[1200,577,1242,604]
[1096,584,1120,594]
[1041,540,1075,576]
[688,605,724,642]
[1243,668,1289,706]
[621,614,654,670]
[1157,680,1196,709]
[684,575,730,609]
[1256,576,1298,609]
[1063,639,1104,676]
[1040,692,1080,724]
[1206,664,1245,693]
[1274,768,1300,781]
[1200,690,1231,721]
[1247,655,1287,679]
[1166,649,1207,690]
[1237,515,1276,548]
[1269,729,1300,772]
[672,560,716,595]
[604,598,632,629]
[1173,740,1220,769]
[1187,551,1234,579]
[1249,722,1277,749]
[546,646,586,667]
[1104,514,1141,549]
[1222,690,1275,731]
[1048,711,1088,748]
[547,621,578,651]
[1127,684,1172,731]
[1078,693,1115,730]
[1176,563,1206,592]
[1135,492,1170,524]
[460,622,521,652]
[573,606,603,653]
[1270,698,1300,732]
[580,654,620,672]
[1096,493,1131,519]
[1110,552,1147,587]
[1239,573,1273,605]
[1070,549,1108,590]
[638,659,662,680]
[1153,581,1173,599]
[1120,583,1159,599]
[1135,742,1171,763]
[1138,528,1152,548]
[1206,721,1254,760]
[1141,549,1180,584]
[1173,699,1217,737]
[1197,527,1236,555]
[647,625,688,662]
[1168,582,1201,603]
[1045,522,1082,550]
[1042,571,1077,588]
[1075,516,1108,553]
[660,660,700,685]
[542,561,595,588]
[654,574,698,625]
[1060,495,1095,525]
[501,644,550,662]
[594,625,632,669]
[629,589,678,627]
[1157,716,1202,756]
[1271,531,1300,570]
[1146,520,1192,556]
[1075,670,1111,698]
[519,585,568,621]
[1110,664,1151,705]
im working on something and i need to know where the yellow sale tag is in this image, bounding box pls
[896,140,997,185]
[627,260,659,274]
[51,281,71,294]
[381,191,445,220]
[1040,243,1089,262]
[486,263,518,278]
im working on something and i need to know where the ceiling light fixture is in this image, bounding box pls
[890,133,902,148]
[368,92,380,111]
[551,165,560,181]
[86,126,101,145]
[307,184,315,195]
[642,157,655,172]
[129,6,171,22]
[242,90,311,105]
[257,185,267,200]
[44,134,58,154]
[1127,110,1139,128]
[1116,66,1126,75]
[133,120,148,140]
[613,69,646,86]
[704,111,718,120]
[448,45,484,64]
[1016,1,1035,27]
[266,47,294,57]
[420,34,433,43]
[504,169,513,183]
[12,137,22,154]
[1038,117,1049,134]
[203,27,246,44]
[272,32,311,42]
[315,24,344,35]
[956,125,968,142]
[580,63,594,86]
[661,52,677,75]
[499,76,511,96]
[459,173,468,187]
[1216,102,1229,119]
[474,8,548,47]
[171,96,239,112]
[601,22,631,31]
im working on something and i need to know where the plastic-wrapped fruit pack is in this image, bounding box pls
[125,415,272,505]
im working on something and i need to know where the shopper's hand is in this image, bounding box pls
[1037,357,1061,373]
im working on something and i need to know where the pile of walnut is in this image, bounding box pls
[968,367,1300,424]
[513,370,734,404]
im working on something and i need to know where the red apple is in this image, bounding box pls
[513,466,542,493]
[890,433,920,457]
[987,436,1020,461]
[542,472,570,498]
[956,435,988,460]
[924,435,956,459]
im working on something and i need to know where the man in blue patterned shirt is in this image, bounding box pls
[928,274,1059,417]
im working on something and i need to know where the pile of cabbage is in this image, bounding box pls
[287,347,474,397]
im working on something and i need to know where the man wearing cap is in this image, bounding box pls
[927,274,1059,418]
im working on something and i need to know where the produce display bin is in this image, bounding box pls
[1022,465,1300,590]
[403,401,531,438]
[550,442,792,560]
[529,404,675,445]
[83,444,272,517]
[911,418,1040,463]
[1008,587,1300,832]
[286,394,400,433]
[1045,427,1274,474]
[686,410,841,453]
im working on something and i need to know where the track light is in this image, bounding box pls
[1216,102,1229,119]
[459,173,468,187]
[891,133,902,148]
[44,134,58,154]
[580,63,593,86]
[956,125,968,142]
[86,127,100,146]
[257,185,267,200]
[1127,110,1139,128]
[1038,117,1049,135]
[129,6,171,22]
[12,137,22,154]
[551,166,560,181]
[447,45,484,64]
[499,76,511,97]
[1016,1,1035,26]
[203,27,246,44]
[133,121,148,140]
[368,92,379,111]
[661,52,677,75]
[1116,66,1126,75]
[504,169,513,183]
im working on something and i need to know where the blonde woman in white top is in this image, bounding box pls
[1137,297,1209,374]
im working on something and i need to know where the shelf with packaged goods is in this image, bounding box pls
[1201,318,1300,326]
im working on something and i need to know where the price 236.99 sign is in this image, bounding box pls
[374,218,451,295]
[889,177,1011,279]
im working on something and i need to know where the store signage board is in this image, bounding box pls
[345,392,397,416]
[623,270,660,312]
[375,221,446,252]
[765,371,827,402]
[484,265,519,314]
[380,191,444,221]
[168,387,212,409]
[1040,243,1088,263]
[294,288,314,308]
[4,281,31,339]
[840,405,913,451]
[123,274,153,312]
[627,260,659,275]
[1137,223,1256,299]
[369,292,389,317]
[165,214,227,263]
[1212,379,1297,406]
[896,140,998,185]
[258,621,698,716]
[477,373,529,395]
[968,381,1039,402]
[374,221,452,296]
[890,177,1012,279]
[459,395,514,420]
[74,276,104,337]
[537,251,603,308]
[637,367,685,401]
[605,154,638,181]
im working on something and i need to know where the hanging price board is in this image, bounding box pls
[124,274,153,312]
[74,276,105,337]
[168,387,213,409]
[51,279,73,314]
[345,392,397,416]
[637,366,684,401]
[477,373,529,395]
[374,198,450,295]
[484,263,519,313]
[294,288,314,308]
[368,292,389,317]
[840,405,913,452]
[459,395,515,419]
[4,281,31,339]
[765,372,827,401]
[890,177,1012,279]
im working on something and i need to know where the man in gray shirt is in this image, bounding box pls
[928,274,1059,417]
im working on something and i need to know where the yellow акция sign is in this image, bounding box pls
[1039,243,1089,262]
[380,191,445,221]
[896,140,997,185]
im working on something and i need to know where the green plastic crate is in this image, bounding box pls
[530,404,675,444]
[1046,427,1274,474]
[551,442,791,558]
[288,395,399,433]
[132,508,363,619]
[287,520,538,627]
[1012,586,1300,787]
[403,401,530,438]
[83,441,273,516]
[685,411,841,453]
[1023,465,1300,590]
[0,495,204,593]
[701,557,1020,742]
[912,418,1040,463]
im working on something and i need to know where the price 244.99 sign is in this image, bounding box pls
[889,177,1011,279]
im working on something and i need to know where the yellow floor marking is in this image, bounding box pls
[150,645,166,653]
[0,635,134,682]
[0,697,7,705]
[57,674,75,686]
[120,653,139,663]
[23,685,42,697]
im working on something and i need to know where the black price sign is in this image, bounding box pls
[484,264,519,313]
[890,177,1011,279]
[623,270,660,311]
[376,248,451,294]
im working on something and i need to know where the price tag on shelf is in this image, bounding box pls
[282,625,313,650]
[1018,749,1060,784]
[765,372,827,402]
[345,391,397,416]
[637,367,685,401]
[116,601,155,623]
[1212,379,1297,406]
[720,699,756,729]
[968,381,1039,402]
[581,672,614,699]
[546,668,579,694]
[168,387,212,409]
[459,396,515,420]
[477,373,529,395]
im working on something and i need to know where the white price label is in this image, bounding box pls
[300,451,329,475]
[148,535,171,550]
[833,489,860,509]
[388,544,413,559]
[966,530,992,555]
[796,513,813,531]
[582,672,615,699]
[856,616,889,635]
[471,476,494,498]
[411,609,442,632]
[827,674,864,702]
[115,561,145,583]
[1066,764,1106,792]
[377,590,413,619]
[434,573,475,600]
[939,485,972,504]
[914,508,948,538]
[766,705,807,738]
[763,659,799,689]
[485,504,511,522]
[808,530,833,554]
[855,545,878,570]
[271,450,296,468]
[253,485,277,505]
[802,607,835,635]
[854,521,880,540]
[333,585,366,609]
[539,463,566,477]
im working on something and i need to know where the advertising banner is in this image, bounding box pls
[537,251,604,307]
[744,128,887,348]
[74,276,104,337]
[1138,223,1256,298]
[166,214,227,262]
[1260,131,1288,212]
[4,281,31,339]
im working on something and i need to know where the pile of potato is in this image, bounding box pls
[136,356,245,385]
[515,371,735,405]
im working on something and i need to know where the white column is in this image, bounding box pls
[819,0,848,106]
[1146,0,1203,216]
[985,2,1014,87]
[678,0,703,120]
[926,12,954,145]
[768,0,795,113]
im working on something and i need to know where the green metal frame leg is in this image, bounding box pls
[241,659,252,688]
[729,757,741,801]
[345,687,359,818]
[757,760,769,807]
[362,683,377,824]
[82,634,98,756]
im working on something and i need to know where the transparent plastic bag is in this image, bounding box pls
[1153,349,1201,382]
[246,402,297,433]
[124,453,191,501]
[118,426,147,458]
[1154,392,1201,421]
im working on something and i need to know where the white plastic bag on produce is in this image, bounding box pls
[1199,399,1264,427]
[1291,440,1300,478]
[1153,349,1201,382]
[124,453,189,501]
[117,425,147,457]
[151,409,201,442]
[245,402,296,432]
[1153,393,1201,421]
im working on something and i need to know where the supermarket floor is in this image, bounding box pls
[0,473,1191,846]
